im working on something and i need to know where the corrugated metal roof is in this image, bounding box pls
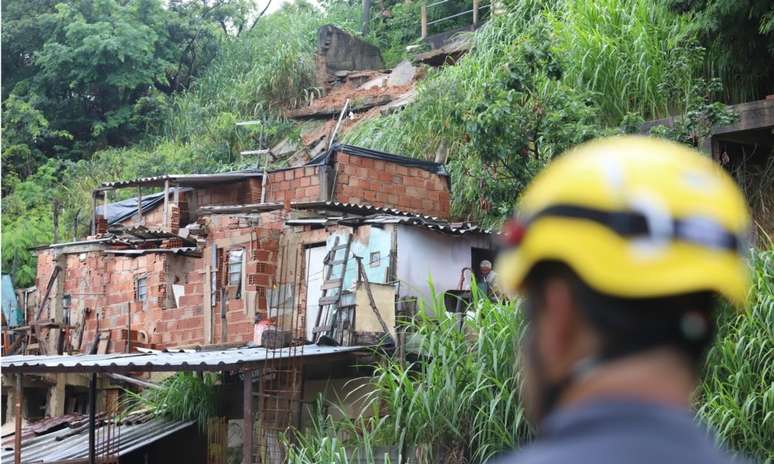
[288,202,494,235]
[197,202,284,215]
[102,247,202,257]
[291,201,445,220]
[2,344,370,373]
[101,171,263,189]
[1,417,194,463]
[350,214,492,235]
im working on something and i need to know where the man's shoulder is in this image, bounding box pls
[490,437,742,464]
[489,401,745,464]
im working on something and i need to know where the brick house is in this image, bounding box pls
[28,144,491,356]
[4,146,499,462]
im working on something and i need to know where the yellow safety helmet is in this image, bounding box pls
[496,135,751,307]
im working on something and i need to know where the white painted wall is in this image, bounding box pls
[395,226,493,307]
[305,245,326,341]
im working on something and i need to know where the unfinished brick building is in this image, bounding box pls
[28,144,480,356]
[5,144,498,463]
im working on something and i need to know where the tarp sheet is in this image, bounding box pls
[1,274,22,327]
[96,188,190,225]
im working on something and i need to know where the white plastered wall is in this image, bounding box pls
[395,226,493,307]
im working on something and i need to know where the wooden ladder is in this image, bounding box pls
[312,233,353,344]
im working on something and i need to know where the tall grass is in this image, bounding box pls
[549,0,700,125]
[286,287,530,463]
[288,249,773,463]
[699,247,774,463]
[123,372,219,429]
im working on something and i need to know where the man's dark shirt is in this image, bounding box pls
[492,399,745,464]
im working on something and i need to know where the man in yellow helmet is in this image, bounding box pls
[493,136,751,463]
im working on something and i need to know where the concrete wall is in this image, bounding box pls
[315,25,384,84]
[395,225,493,307]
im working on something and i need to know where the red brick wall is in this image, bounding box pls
[264,166,322,205]
[195,181,248,208]
[332,152,450,218]
[193,212,285,345]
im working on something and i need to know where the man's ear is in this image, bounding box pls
[537,277,581,377]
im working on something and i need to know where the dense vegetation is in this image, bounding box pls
[286,249,774,463]
[1,0,362,286]
[3,0,771,461]
[2,0,771,286]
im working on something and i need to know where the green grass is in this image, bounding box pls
[123,372,219,429]
[287,249,774,463]
[549,0,700,125]
[699,247,774,463]
[286,286,530,463]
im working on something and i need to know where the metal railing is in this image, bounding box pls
[420,0,491,39]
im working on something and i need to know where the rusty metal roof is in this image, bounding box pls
[1,416,194,463]
[2,344,370,374]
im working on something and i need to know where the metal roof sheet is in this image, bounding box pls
[100,171,263,189]
[289,202,494,235]
[290,201,445,220]
[1,417,194,463]
[2,344,370,373]
[350,214,492,235]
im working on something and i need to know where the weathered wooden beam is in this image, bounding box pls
[420,5,428,39]
[90,192,97,235]
[243,370,254,464]
[14,374,22,464]
[162,179,170,231]
[137,185,143,224]
[88,373,96,464]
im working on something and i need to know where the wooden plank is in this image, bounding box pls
[15,374,22,464]
[355,257,391,336]
[318,296,340,306]
[243,371,253,464]
[163,179,170,231]
[97,330,110,355]
[321,279,343,290]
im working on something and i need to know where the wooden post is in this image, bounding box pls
[14,374,22,464]
[162,179,170,231]
[90,192,97,235]
[420,5,428,39]
[126,302,132,353]
[243,370,253,464]
[362,0,371,35]
[52,199,60,244]
[137,185,143,224]
[472,0,479,26]
[220,287,228,343]
[88,372,96,464]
